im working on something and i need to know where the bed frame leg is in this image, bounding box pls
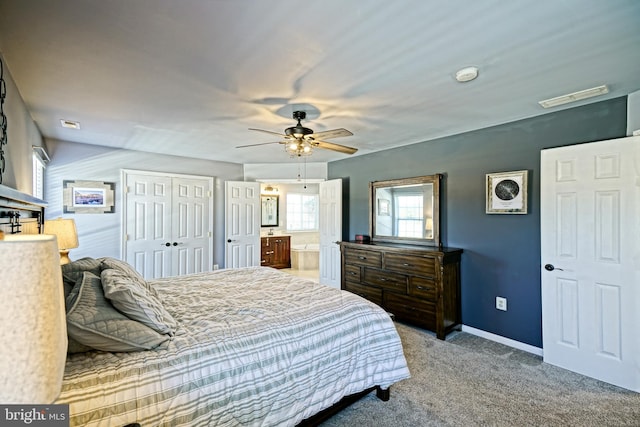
[375,386,390,401]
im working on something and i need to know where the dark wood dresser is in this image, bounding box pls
[261,235,291,269]
[340,241,462,339]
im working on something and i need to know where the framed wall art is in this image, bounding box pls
[377,198,390,216]
[63,180,115,214]
[486,170,528,214]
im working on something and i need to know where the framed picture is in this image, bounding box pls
[63,180,115,214]
[486,170,528,214]
[377,198,390,216]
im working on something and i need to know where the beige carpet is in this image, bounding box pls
[321,322,640,426]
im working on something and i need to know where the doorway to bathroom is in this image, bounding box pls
[260,181,321,283]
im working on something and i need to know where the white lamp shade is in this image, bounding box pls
[45,218,79,250]
[0,234,68,403]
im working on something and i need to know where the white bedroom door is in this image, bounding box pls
[319,179,342,288]
[540,135,639,392]
[225,181,260,268]
[124,171,214,279]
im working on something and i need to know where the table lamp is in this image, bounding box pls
[45,218,79,264]
[0,232,67,403]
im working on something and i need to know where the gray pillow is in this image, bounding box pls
[101,268,178,336]
[99,257,160,298]
[61,257,102,302]
[67,337,93,354]
[66,271,169,352]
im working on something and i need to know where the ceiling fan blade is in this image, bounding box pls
[248,128,287,138]
[309,128,353,140]
[314,140,358,155]
[236,141,283,148]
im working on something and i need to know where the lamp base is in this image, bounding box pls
[59,250,72,265]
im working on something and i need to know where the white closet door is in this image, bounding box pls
[124,171,214,279]
[171,176,213,276]
[125,173,173,278]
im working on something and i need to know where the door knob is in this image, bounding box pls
[164,242,171,247]
[172,242,178,246]
[544,264,564,271]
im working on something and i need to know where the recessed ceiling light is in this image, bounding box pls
[60,119,80,130]
[455,66,479,83]
[538,85,609,109]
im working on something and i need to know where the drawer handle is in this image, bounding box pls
[402,263,413,267]
[416,286,431,291]
[349,271,357,275]
[358,256,367,260]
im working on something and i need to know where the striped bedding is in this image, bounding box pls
[56,267,410,426]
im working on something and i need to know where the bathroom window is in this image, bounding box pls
[286,193,319,231]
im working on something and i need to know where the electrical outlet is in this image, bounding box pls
[496,296,507,311]
[213,264,219,270]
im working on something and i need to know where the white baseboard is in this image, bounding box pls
[461,325,543,357]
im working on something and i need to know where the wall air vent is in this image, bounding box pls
[539,85,609,109]
[60,119,81,129]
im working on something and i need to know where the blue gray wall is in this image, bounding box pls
[328,97,627,347]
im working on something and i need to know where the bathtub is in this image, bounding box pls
[290,243,320,270]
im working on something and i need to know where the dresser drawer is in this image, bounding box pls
[344,248,382,268]
[408,276,437,301]
[384,292,436,330]
[384,252,436,277]
[344,281,383,306]
[363,269,407,293]
[344,264,361,281]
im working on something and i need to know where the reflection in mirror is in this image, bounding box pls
[370,174,441,246]
[261,195,279,227]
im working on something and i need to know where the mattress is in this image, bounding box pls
[56,267,410,426]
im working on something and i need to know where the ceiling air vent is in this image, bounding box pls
[538,85,609,109]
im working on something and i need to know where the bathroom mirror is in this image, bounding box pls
[261,195,279,227]
[370,174,441,246]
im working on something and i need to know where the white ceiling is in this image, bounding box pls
[1,0,639,164]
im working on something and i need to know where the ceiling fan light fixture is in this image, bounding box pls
[242,110,357,157]
[285,140,313,157]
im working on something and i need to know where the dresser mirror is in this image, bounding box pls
[369,174,441,246]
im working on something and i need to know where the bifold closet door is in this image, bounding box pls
[124,171,213,279]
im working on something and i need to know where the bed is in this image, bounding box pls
[55,264,410,426]
[0,186,410,426]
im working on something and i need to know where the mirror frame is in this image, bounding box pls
[261,195,279,227]
[369,174,441,247]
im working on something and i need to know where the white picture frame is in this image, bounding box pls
[486,170,528,214]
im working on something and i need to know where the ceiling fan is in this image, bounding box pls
[237,111,358,156]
